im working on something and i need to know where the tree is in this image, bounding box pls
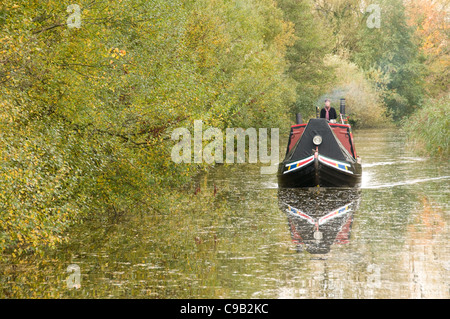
[404,0,450,97]
[277,0,335,119]
[311,0,364,56]
[0,0,298,256]
[352,0,425,120]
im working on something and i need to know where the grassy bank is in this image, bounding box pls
[402,94,449,157]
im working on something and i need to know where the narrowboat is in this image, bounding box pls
[277,99,362,188]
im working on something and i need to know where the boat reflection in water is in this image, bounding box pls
[278,188,361,254]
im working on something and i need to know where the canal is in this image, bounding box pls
[1,128,448,298]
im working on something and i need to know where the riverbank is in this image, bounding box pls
[402,94,450,157]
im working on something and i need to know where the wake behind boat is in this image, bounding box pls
[278,100,362,188]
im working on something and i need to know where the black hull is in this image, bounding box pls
[277,159,361,188]
[278,118,362,188]
[317,160,362,187]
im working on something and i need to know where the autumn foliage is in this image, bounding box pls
[0,0,298,256]
[0,0,447,257]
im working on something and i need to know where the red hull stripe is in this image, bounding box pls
[318,155,353,174]
[329,123,351,128]
[284,156,314,174]
[291,124,307,128]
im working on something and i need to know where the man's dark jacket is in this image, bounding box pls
[320,107,337,120]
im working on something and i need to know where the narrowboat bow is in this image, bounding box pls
[278,106,362,188]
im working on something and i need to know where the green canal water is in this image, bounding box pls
[1,129,449,298]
